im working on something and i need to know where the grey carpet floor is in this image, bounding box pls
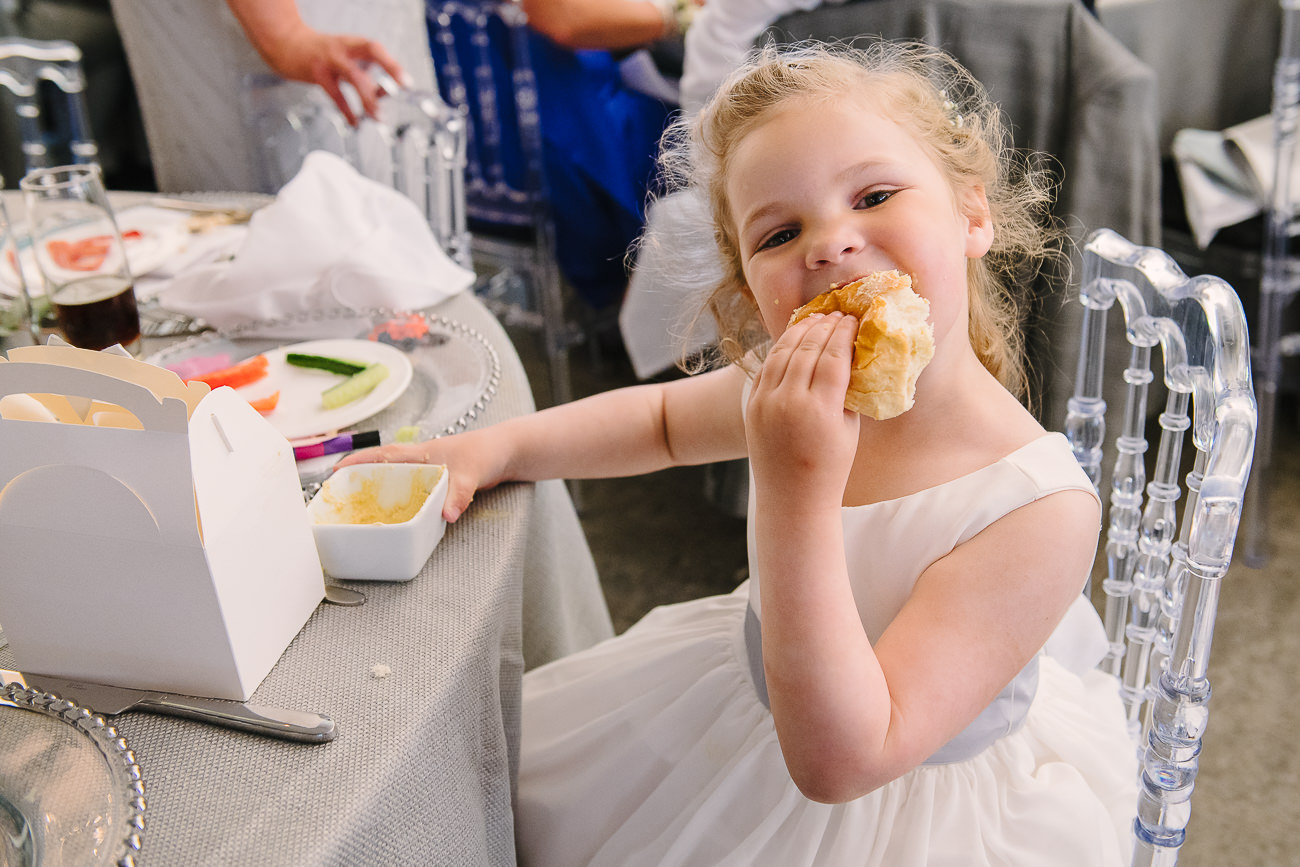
[517,327,1300,866]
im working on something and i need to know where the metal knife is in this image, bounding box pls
[0,669,335,743]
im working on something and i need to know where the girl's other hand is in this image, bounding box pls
[335,432,499,522]
[746,312,860,506]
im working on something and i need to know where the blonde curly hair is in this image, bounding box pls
[655,40,1062,399]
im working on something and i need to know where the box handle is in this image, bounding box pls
[0,361,189,433]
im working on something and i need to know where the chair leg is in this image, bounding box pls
[1242,380,1276,568]
[1244,220,1297,566]
[544,337,574,407]
[533,245,575,408]
[533,258,584,506]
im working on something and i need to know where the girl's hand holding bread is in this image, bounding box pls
[746,311,861,512]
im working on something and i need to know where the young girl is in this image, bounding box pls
[342,41,1137,866]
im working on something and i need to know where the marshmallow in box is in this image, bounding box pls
[0,344,325,701]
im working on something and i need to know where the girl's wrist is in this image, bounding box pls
[751,456,853,514]
[490,415,548,484]
[754,485,844,527]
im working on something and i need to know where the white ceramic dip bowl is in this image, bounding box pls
[306,463,449,581]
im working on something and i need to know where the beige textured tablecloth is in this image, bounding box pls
[0,289,613,865]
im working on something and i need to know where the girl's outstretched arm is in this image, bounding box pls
[337,364,749,520]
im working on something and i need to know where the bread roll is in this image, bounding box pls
[788,270,934,420]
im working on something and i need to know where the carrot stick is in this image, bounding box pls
[185,354,270,390]
[246,390,280,414]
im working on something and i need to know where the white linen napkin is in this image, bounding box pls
[620,188,722,379]
[1171,127,1262,250]
[1170,114,1298,250]
[134,220,249,302]
[154,151,475,328]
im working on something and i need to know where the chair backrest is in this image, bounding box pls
[424,0,550,231]
[1243,0,1300,566]
[424,0,579,410]
[241,73,471,268]
[1064,228,1256,863]
[0,36,98,173]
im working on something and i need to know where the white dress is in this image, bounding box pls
[517,433,1137,866]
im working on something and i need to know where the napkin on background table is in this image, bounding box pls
[154,151,475,329]
[135,218,249,297]
[1172,114,1293,250]
[620,188,722,379]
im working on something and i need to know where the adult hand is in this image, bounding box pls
[266,29,408,126]
[226,0,410,126]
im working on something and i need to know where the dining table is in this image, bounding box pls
[0,189,615,865]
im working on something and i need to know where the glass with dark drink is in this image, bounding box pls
[19,164,141,355]
[50,275,140,351]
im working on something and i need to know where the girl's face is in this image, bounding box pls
[725,93,994,346]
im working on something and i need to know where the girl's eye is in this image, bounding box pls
[857,190,893,209]
[757,228,798,251]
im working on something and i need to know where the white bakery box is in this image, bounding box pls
[0,343,324,701]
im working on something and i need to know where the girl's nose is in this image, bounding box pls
[805,223,863,269]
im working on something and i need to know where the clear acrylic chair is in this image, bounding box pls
[1243,0,1300,567]
[426,0,579,407]
[0,36,97,173]
[241,72,472,271]
[1063,228,1256,865]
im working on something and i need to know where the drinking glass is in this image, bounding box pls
[0,179,39,346]
[19,164,141,354]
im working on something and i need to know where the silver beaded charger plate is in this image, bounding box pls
[147,308,501,446]
[0,684,146,867]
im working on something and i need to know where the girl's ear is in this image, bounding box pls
[961,185,995,259]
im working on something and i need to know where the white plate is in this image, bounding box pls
[147,310,501,476]
[235,338,415,441]
[1,205,190,297]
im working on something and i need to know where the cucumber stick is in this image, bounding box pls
[321,363,389,409]
[286,352,369,376]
